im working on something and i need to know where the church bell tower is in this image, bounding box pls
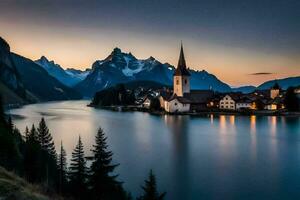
[173,43,191,97]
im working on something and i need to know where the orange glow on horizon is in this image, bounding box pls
[1,19,299,86]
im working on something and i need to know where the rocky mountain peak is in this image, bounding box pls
[0,37,10,54]
[39,56,49,63]
[147,56,155,61]
[112,47,122,55]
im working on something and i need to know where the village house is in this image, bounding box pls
[263,83,285,110]
[219,94,236,110]
[264,97,285,110]
[236,97,256,110]
[142,96,152,109]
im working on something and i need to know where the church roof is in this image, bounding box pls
[174,43,191,76]
[166,90,213,104]
[167,94,192,104]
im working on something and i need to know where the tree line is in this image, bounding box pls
[0,96,166,200]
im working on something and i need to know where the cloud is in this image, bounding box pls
[249,72,273,75]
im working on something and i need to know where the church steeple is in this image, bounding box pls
[173,42,191,96]
[178,42,186,69]
[174,42,190,76]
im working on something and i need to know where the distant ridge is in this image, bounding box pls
[35,56,89,87]
[257,76,300,90]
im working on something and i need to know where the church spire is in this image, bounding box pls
[178,42,187,69]
[174,42,190,76]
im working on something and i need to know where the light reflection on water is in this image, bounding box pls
[7,100,300,200]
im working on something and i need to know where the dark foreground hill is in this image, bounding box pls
[0,167,63,200]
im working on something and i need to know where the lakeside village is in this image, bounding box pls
[90,45,300,115]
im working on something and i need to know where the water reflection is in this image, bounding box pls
[164,115,190,200]
[250,115,256,134]
[229,115,235,126]
[267,116,279,172]
[219,115,237,135]
[219,115,227,134]
[269,116,277,136]
[210,114,214,125]
[250,115,257,161]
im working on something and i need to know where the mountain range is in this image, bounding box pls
[35,56,89,87]
[75,48,233,97]
[1,36,299,105]
[233,77,300,93]
[0,37,81,105]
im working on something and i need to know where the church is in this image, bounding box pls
[159,44,214,113]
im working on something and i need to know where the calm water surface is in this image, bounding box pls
[7,100,300,200]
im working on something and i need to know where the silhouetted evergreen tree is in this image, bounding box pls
[7,116,14,134]
[37,118,58,187]
[24,124,42,183]
[58,141,68,195]
[0,102,22,171]
[69,136,87,199]
[137,170,166,200]
[89,127,130,200]
[284,87,300,111]
[37,118,56,158]
[24,126,30,140]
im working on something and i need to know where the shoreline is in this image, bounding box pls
[7,101,300,117]
[88,104,300,117]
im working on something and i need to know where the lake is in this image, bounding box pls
[7,100,300,200]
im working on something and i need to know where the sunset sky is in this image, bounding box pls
[0,0,299,86]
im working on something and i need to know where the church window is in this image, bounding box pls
[184,79,187,84]
[176,80,179,85]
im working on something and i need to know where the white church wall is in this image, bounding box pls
[165,99,190,113]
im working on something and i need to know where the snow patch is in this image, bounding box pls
[54,87,64,93]
[122,57,145,76]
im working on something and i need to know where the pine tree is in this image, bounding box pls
[24,126,30,141]
[37,118,58,187]
[69,136,87,199]
[89,127,128,199]
[24,124,42,183]
[0,114,21,171]
[137,170,166,200]
[58,141,68,195]
[7,116,14,134]
[37,118,56,158]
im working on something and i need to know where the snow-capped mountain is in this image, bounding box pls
[75,47,232,97]
[35,56,89,87]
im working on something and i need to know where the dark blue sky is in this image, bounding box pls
[0,0,299,85]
